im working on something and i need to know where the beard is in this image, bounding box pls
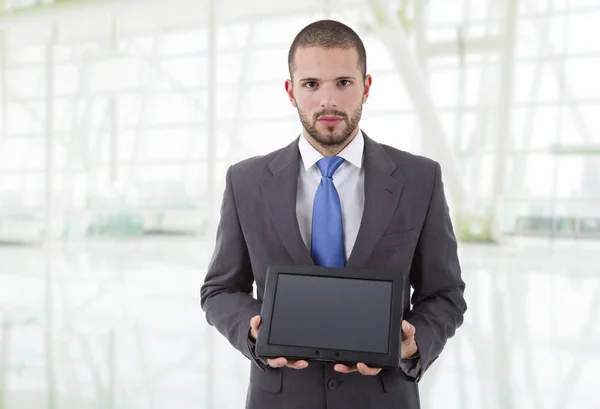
[297,105,362,147]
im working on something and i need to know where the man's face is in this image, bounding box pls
[285,46,372,148]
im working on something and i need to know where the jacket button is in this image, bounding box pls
[327,379,339,390]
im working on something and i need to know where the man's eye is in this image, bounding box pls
[304,81,318,88]
[339,80,351,86]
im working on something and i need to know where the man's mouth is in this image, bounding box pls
[317,116,344,126]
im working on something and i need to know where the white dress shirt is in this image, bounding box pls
[296,130,365,261]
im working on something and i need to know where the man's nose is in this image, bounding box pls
[319,85,338,108]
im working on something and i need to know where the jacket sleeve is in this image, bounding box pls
[401,161,467,381]
[200,165,266,369]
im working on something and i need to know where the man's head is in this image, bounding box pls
[285,20,372,152]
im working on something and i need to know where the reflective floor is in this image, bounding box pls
[0,236,599,409]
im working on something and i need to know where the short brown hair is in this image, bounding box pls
[288,19,367,79]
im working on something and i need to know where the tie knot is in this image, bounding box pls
[317,156,344,178]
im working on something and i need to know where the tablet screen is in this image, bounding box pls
[267,273,392,354]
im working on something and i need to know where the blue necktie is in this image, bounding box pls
[311,156,345,268]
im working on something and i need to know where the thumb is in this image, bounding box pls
[402,320,415,339]
[249,315,261,340]
[250,315,261,331]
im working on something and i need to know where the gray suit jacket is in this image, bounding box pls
[200,133,466,409]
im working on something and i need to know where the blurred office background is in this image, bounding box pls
[0,0,599,408]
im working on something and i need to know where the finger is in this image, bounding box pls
[357,363,381,376]
[287,360,309,369]
[250,315,261,339]
[356,363,371,375]
[401,338,418,358]
[402,337,415,348]
[250,315,261,330]
[267,357,287,368]
[402,320,416,339]
[334,363,357,373]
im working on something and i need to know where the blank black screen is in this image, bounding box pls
[268,273,392,354]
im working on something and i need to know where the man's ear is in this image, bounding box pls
[362,74,373,104]
[285,79,297,108]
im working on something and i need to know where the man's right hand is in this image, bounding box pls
[250,315,309,370]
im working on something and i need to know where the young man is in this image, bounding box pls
[200,19,466,409]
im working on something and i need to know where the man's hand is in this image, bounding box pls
[249,315,309,370]
[334,362,382,376]
[333,320,419,375]
[400,320,418,359]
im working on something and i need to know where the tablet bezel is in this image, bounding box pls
[255,264,403,369]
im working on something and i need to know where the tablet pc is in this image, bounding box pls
[255,264,403,369]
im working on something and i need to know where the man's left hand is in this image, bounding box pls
[333,320,418,376]
[400,320,418,359]
[334,361,381,375]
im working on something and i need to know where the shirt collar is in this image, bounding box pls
[298,129,364,171]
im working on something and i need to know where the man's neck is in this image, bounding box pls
[302,127,359,157]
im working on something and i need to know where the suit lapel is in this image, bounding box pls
[260,133,403,268]
[260,138,314,266]
[347,134,403,268]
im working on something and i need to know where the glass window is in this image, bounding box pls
[511,106,560,149]
[89,56,144,92]
[426,0,467,26]
[244,84,293,120]
[359,113,419,152]
[6,44,45,66]
[6,67,45,99]
[363,73,412,112]
[253,14,320,47]
[217,22,251,50]
[147,93,199,125]
[6,102,45,135]
[514,61,561,102]
[159,57,206,88]
[567,11,600,53]
[250,48,290,82]
[565,57,600,99]
[159,29,207,55]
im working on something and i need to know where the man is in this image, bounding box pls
[200,19,466,409]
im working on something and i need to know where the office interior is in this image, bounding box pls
[0,0,599,408]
